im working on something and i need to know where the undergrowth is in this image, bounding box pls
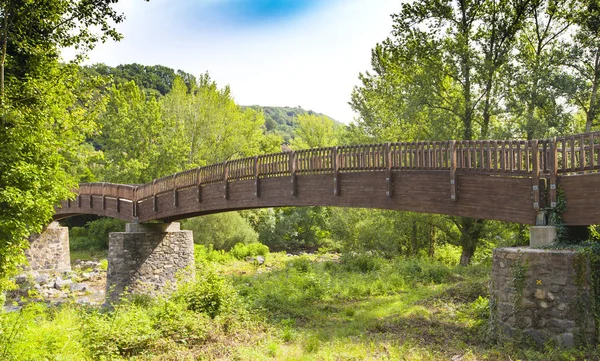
[1,245,599,360]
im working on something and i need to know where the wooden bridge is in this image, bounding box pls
[54,132,600,226]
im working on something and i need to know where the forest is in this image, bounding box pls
[0,0,599,359]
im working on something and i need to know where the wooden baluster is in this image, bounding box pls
[524,141,530,172]
[450,140,457,201]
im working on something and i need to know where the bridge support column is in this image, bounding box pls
[529,226,557,247]
[25,222,71,273]
[106,222,194,301]
[490,247,596,347]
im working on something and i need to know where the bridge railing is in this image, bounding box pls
[70,131,600,204]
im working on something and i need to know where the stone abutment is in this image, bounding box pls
[106,222,194,301]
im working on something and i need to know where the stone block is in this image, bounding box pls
[530,226,557,247]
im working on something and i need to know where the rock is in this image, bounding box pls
[35,274,50,285]
[256,255,265,265]
[54,277,73,290]
[558,333,575,348]
[81,272,92,280]
[546,292,555,301]
[245,257,255,262]
[534,289,546,300]
[15,274,28,284]
[70,283,87,292]
[557,303,567,311]
[539,301,551,309]
[76,297,91,305]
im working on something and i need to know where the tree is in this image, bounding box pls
[94,81,185,183]
[161,75,281,167]
[565,0,600,132]
[0,0,134,288]
[290,113,341,149]
[351,0,535,265]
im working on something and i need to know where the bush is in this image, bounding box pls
[230,242,270,260]
[175,267,239,318]
[339,252,385,273]
[182,212,258,250]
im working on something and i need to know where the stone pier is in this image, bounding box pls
[106,222,194,301]
[490,247,596,347]
[26,222,71,273]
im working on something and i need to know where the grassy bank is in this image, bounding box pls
[1,245,599,360]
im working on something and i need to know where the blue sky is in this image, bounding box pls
[74,0,401,123]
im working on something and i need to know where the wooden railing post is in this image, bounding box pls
[333,147,340,196]
[450,140,457,201]
[132,186,138,219]
[116,185,121,213]
[223,161,229,200]
[549,138,558,208]
[89,185,94,209]
[173,174,178,207]
[290,152,297,196]
[531,140,540,211]
[385,143,393,198]
[102,182,106,210]
[254,156,260,197]
[152,179,158,212]
[196,168,202,203]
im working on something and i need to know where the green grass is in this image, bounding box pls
[3,247,600,360]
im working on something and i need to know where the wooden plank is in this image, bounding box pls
[223,161,229,200]
[173,174,178,207]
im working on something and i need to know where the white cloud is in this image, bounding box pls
[74,0,401,123]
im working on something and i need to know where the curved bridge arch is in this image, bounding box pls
[54,132,600,226]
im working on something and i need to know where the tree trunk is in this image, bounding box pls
[458,217,484,266]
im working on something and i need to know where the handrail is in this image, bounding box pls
[72,131,600,203]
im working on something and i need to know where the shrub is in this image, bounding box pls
[230,242,270,260]
[182,212,258,250]
[175,268,239,318]
[339,252,385,273]
[83,302,158,358]
[69,218,126,251]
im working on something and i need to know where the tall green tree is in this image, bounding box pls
[0,0,132,288]
[94,81,184,183]
[290,113,341,149]
[161,75,281,167]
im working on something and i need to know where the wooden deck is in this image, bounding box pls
[54,131,600,226]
